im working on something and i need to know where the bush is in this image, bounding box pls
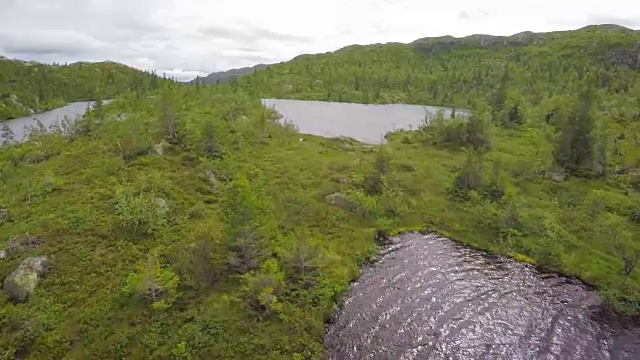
[123,255,180,310]
[452,153,484,197]
[115,187,168,237]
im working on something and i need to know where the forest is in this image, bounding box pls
[0,24,640,359]
[0,57,168,120]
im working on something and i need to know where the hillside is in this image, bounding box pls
[190,63,269,85]
[1,24,640,359]
[0,57,167,120]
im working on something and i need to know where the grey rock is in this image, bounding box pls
[0,208,7,226]
[325,193,358,212]
[156,198,169,213]
[592,161,606,177]
[153,144,164,156]
[153,140,168,156]
[205,170,219,190]
[3,256,49,302]
[0,250,6,259]
[549,169,566,182]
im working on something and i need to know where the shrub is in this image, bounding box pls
[115,187,168,237]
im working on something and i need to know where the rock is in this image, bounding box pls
[3,256,49,302]
[0,208,7,226]
[153,140,169,156]
[205,170,219,190]
[156,198,169,212]
[1,235,44,259]
[0,250,6,259]
[549,169,566,182]
[325,193,358,212]
[592,161,606,177]
[153,144,164,156]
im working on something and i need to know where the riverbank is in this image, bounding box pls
[0,98,67,122]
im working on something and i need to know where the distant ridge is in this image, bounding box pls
[190,64,270,84]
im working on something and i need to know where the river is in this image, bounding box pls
[324,233,640,359]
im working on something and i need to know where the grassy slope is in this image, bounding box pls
[0,58,166,120]
[0,87,381,359]
[1,24,640,359]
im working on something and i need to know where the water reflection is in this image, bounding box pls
[325,233,640,359]
[2,101,110,144]
[262,99,467,144]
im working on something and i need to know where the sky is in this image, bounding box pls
[1,0,639,81]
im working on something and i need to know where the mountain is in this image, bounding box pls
[1,24,640,359]
[0,57,168,120]
[190,63,269,84]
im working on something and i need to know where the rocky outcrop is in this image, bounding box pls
[3,256,49,302]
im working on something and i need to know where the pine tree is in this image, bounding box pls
[123,255,179,310]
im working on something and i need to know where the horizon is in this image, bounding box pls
[1,0,639,81]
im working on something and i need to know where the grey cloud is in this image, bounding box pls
[459,11,471,20]
[0,0,301,81]
[458,9,488,21]
[586,15,640,29]
[199,25,310,44]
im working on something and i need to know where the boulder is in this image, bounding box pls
[325,193,358,212]
[3,256,49,302]
[549,169,566,182]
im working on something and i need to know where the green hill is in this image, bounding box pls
[0,57,167,120]
[1,24,640,359]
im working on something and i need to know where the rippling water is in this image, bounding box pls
[325,233,640,359]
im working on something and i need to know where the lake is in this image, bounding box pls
[262,99,466,144]
[2,101,109,143]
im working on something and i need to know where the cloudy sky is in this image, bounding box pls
[1,0,639,81]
